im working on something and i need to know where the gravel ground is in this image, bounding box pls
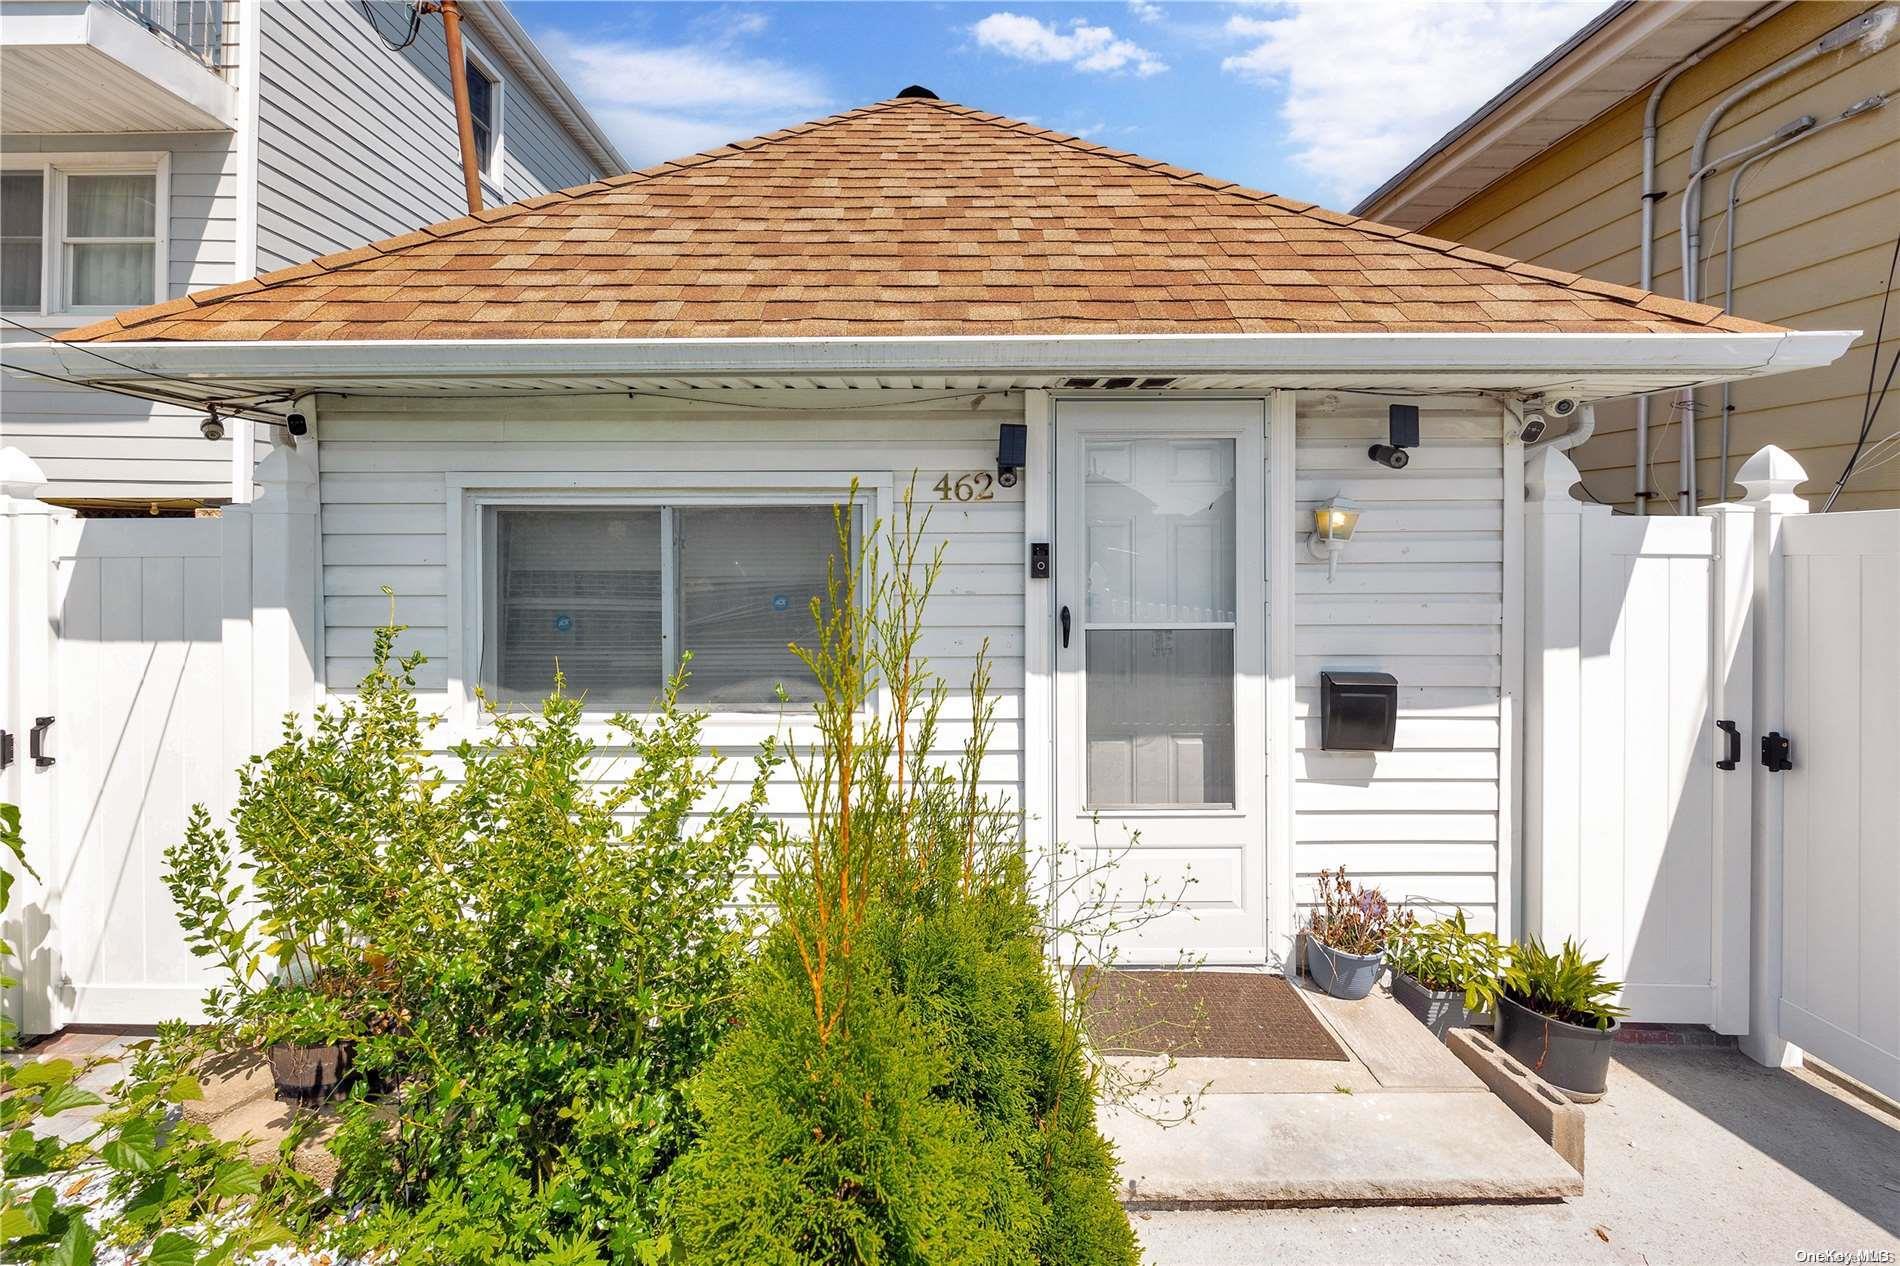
[1132,1046,1900,1265]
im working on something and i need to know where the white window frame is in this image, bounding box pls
[461,43,506,193]
[445,472,891,743]
[0,152,169,328]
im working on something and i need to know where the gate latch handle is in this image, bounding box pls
[29,716,54,769]
[1715,720,1741,771]
[1761,731,1792,773]
[0,729,12,772]
[1060,605,1071,649]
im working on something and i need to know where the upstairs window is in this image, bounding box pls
[464,53,500,179]
[1,171,43,311]
[0,157,164,320]
[479,503,846,713]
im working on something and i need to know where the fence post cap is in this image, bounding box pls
[0,445,49,499]
[1736,445,1808,506]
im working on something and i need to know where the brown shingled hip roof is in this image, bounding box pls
[63,95,1781,344]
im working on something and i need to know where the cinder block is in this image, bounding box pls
[1446,1026,1586,1178]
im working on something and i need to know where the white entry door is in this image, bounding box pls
[1053,400,1267,964]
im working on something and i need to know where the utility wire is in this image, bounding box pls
[1,363,297,427]
[1821,229,1900,511]
[0,314,290,409]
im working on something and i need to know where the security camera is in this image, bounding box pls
[1367,444,1410,470]
[1518,411,1548,445]
[200,413,225,442]
[1548,397,1580,419]
[286,412,309,437]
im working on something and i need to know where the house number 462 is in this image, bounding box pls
[932,472,996,502]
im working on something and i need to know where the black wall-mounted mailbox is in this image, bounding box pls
[1320,671,1398,752]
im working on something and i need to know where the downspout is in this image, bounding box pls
[1674,6,1896,512]
[1717,94,1889,498]
[1634,4,1782,516]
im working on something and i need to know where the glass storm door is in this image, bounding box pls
[1054,400,1267,964]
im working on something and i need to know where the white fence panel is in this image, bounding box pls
[1523,448,1749,1031]
[47,517,237,1025]
[1777,509,1900,1099]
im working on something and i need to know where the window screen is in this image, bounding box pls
[678,507,834,707]
[480,504,842,714]
[484,508,663,711]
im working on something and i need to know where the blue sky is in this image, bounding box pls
[513,0,1608,210]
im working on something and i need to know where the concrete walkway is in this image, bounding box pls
[1131,1045,1900,1264]
[1102,978,1582,1204]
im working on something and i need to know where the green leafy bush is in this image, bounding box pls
[665,499,1136,1265]
[1501,937,1627,1030]
[3,806,313,1265]
[1386,910,1507,1014]
[162,622,775,1263]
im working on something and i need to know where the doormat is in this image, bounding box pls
[1078,970,1348,1061]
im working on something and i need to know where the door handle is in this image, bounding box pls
[29,715,54,769]
[1715,720,1740,771]
[1060,605,1071,649]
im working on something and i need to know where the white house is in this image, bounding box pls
[7,93,1891,1099]
[1,0,621,507]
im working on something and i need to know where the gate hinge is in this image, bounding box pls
[1760,731,1792,773]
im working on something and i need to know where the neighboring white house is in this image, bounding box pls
[7,92,1893,1101]
[0,0,621,507]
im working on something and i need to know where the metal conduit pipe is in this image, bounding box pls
[1674,6,1896,512]
[1716,93,1890,499]
[1676,114,1819,510]
[1634,3,1783,516]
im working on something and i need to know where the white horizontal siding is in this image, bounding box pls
[254,2,599,272]
[315,392,1031,832]
[1289,393,1510,932]
[0,132,239,499]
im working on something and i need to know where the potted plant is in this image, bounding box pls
[253,982,357,1101]
[1494,937,1627,1101]
[1386,910,1505,1039]
[1303,868,1397,1000]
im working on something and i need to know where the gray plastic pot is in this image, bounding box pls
[1306,936,1385,1000]
[1390,970,1490,1039]
[1492,992,1618,1101]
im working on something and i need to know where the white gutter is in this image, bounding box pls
[5,330,1857,388]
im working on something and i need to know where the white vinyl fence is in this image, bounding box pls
[1762,498,1899,1099]
[1522,448,1750,1032]
[1,442,318,1032]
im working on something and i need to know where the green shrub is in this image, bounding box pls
[162,620,775,1263]
[666,497,1136,1266]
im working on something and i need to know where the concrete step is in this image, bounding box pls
[1103,1089,1585,1205]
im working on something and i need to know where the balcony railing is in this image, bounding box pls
[99,0,229,73]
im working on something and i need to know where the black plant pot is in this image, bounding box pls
[1390,970,1490,1040]
[268,1042,352,1101]
[1492,993,1618,1101]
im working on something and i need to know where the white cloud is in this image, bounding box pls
[972,12,1169,77]
[1127,0,1165,23]
[536,31,830,166]
[1219,1,1600,206]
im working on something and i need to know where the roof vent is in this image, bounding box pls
[896,85,939,99]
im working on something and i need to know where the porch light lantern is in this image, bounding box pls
[1307,497,1360,581]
